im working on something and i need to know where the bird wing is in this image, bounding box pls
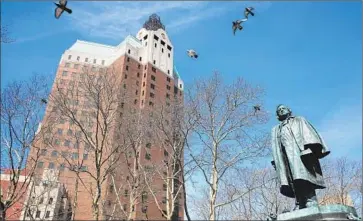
[59,0,67,6]
[244,10,249,17]
[240,18,248,22]
[55,7,64,19]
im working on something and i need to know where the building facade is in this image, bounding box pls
[25,14,184,220]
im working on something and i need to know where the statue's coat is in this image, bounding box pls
[271,116,330,198]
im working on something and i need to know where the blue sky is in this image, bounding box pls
[1,1,362,163]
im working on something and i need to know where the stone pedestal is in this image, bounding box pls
[277,204,361,220]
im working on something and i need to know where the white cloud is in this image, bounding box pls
[318,103,362,159]
[65,1,272,40]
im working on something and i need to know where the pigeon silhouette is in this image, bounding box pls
[244,7,255,18]
[41,98,48,104]
[54,0,72,19]
[253,105,261,113]
[232,18,247,35]
[187,49,198,59]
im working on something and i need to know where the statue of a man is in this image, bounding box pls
[271,104,330,210]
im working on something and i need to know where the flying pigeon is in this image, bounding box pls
[244,7,255,18]
[54,0,72,19]
[253,105,261,113]
[232,18,247,35]
[41,98,48,104]
[187,49,198,59]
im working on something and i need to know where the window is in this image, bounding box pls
[139,57,142,61]
[41,149,47,156]
[154,35,159,41]
[145,66,147,70]
[125,74,128,79]
[126,65,129,71]
[154,43,157,48]
[167,77,171,82]
[102,60,105,65]
[163,184,167,191]
[93,59,96,64]
[166,93,170,99]
[149,101,154,106]
[48,198,53,204]
[123,84,126,89]
[137,72,140,77]
[85,58,88,62]
[128,49,131,54]
[72,153,79,159]
[168,53,170,58]
[162,197,167,204]
[45,211,50,218]
[134,99,137,104]
[49,162,55,169]
[80,166,88,172]
[64,140,70,147]
[167,85,171,90]
[123,204,127,211]
[54,139,60,146]
[151,75,156,81]
[36,211,41,218]
[145,152,151,160]
[65,62,70,67]
[143,35,148,40]
[167,45,172,51]
[135,90,138,95]
[127,57,130,62]
[68,55,72,60]
[164,150,169,157]
[138,64,141,69]
[141,100,144,105]
[150,84,155,89]
[146,143,151,148]
[150,93,155,98]
[83,154,88,160]
[67,129,73,136]
[162,48,164,53]
[37,162,44,168]
[77,56,80,61]
[62,71,68,76]
[167,70,170,74]
[180,84,183,88]
[51,150,58,157]
[59,163,65,171]
[144,73,146,78]
[121,102,124,108]
[124,189,128,197]
[142,91,144,95]
[153,60,156,65]
[151,67,156,72]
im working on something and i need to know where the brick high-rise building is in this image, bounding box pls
[25,14,184,220]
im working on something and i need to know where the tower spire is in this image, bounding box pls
[143,14,165,31]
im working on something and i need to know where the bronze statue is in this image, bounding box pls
[271,104,330,210]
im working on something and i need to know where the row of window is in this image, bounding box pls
[37,161,88,171]
[40,149,88,159]
[67,55,105,66]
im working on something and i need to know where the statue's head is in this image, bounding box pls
[276,104,292,121]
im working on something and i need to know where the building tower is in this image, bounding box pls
[25,14,184,220]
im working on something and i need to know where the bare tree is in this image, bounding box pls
[0,74,52,221]
[48,67,127,220]
[1,25,15,43]
[138,94,197,221]
[318,157,362,215]
[187,72,270,220]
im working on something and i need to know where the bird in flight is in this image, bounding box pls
[41,98,48,104]
[54,0,72,19]
[187,49,198,59]
[232,18,247,35]
[253,105,261,114]
[244,7,255,18]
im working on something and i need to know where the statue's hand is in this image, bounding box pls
[271,161,276,170]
